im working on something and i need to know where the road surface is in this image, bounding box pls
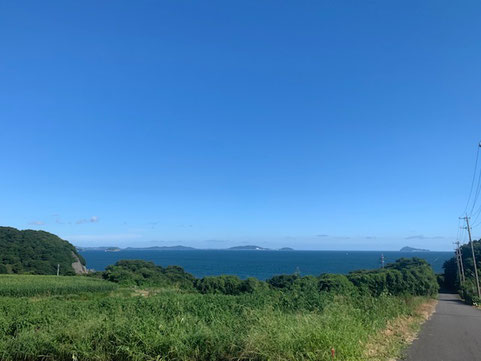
[403,292,481,360]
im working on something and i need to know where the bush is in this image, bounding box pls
[194,275,242,295]
[102,260,195,289]
[267,274,299,289]
[318,273,356,295]
[348,258,438,297]
[239,277,269,293]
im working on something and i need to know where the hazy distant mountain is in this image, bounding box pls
[77,246,119,251]
[105,247,121,252]
[77,245,298,251]
[228,245,270,250]
[124,245,196,251]
[400,246,430,252]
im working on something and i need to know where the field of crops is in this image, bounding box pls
[0,275,430,361]
[0,274,117,297]
[0,259,438,361]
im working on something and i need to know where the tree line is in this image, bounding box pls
[98,257,439,297]
[442,238,481,304]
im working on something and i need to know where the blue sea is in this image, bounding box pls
[80,250,453,280]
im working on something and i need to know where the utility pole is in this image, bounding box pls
[455,240,466,283]
[454,242,462,283]
[460,216,481,298]
[57,264,60,276]
[380,253,385,269]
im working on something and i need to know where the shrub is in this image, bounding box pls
[267,274,299,289]
[102,260,195,289]
[348,258,438,297]
[194,275,241,295]
[319,273,356,295]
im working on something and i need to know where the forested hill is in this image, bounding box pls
[0,227,86,275]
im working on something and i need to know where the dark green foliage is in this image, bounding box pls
[102,260,195,289]
[442,257,458,290]
[348,258,438,297]
[0,226,84,275]
[348,270,388,296]
[267,274,300,289]
[101,257,438,299]
[195,275,242,294]
[459,278,481,305]
[443,239,481,303]
[239,277,269,293]
[386,258,439,296]
[318,273,356,295]
[194,275,269,295]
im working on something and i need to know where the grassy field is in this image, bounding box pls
[0,274,117,297]
[0,276,430,361]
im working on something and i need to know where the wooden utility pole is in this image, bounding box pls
[461,216,481,298]
[57,264,60,276]
[455,240,466,283]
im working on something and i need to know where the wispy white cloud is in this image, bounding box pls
[28,220,45,226]
[76,216,99,224]
[404,235,445,240]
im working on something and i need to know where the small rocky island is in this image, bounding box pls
[400,246,430,252]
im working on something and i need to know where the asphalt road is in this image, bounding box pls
[403,292,481,361]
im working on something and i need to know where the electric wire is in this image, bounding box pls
[464,145,480,216]
[469,165,481,217]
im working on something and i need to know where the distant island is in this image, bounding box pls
[227,245,270,251]
[400,246,430,252]
[77,247,116,252]
[77,245,295,251]
[105,247,121,252]
[125,246,196,251]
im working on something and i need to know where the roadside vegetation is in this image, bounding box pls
[0,257,438,361]
[442,238,481,305]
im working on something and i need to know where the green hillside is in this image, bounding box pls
[0,226,85,275]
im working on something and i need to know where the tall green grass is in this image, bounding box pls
[0,283,426,361]
[0,274,117,297]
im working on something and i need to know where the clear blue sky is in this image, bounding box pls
[1,1,480,251]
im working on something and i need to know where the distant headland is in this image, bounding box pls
[400,246,430,252]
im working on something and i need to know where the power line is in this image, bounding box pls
[469,205,481,226]
[464,144,481,216]
[469,166,481,216]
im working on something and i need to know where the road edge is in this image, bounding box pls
[363,297,438,361]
